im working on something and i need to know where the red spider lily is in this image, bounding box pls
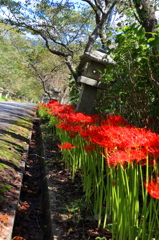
[37,103,48,110]
[46,101,102,130]
[147,134,159,158]
[40,100,159,170]
[102,115,130,127]
[56,122,81,133]
[90,124,158,152]
[47,101,74,120]
[91,114,102,124]
[48,100,58,104]
[87,125,113,148]
[79,125,97,142]
[84,144,97,153]
[103,147,147,168]
[144,179,159,199]
[68,132,78,138]
[89,125,132,149]
[70,112,94,123]
[57,142,77,150]
[61,111,102,125]
[139,158,156,167]
[105,150,132,167]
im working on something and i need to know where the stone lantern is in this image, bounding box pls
[0,88,3,98]
[50,87,61,100]
[76,50,116,115]
[42,87,61,103]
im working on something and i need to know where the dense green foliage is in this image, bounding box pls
[96,23,159,129]
[0,23,69,102]
[0,24,42,102]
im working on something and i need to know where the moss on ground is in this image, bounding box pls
[0,118,33,203]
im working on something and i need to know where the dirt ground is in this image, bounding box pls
[40,120,112,240]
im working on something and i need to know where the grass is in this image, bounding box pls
[0,96,8,101]
[0,118,33,202]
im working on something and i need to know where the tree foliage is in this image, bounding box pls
[0,23,69,102]
[0,23,41,102]
[96,22,159,129]
[0,0,117,81]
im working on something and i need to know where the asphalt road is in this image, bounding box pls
[0,101,37,134]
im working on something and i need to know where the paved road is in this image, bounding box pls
[0,101,37,134]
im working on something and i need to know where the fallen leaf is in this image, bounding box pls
[13,236,26,240]
[0,214,8,223]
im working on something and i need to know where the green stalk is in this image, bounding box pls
[97,155,105,227]
[138,156,149,240]
[103,165,112,228]
[111,168,117,240]
[130,163,140,240]
[147,198,155,240]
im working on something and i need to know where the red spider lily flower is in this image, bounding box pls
[102,115,130,127]
[144,179,159,199]
[140,158,156,167]
[104,147,147,168]
[79,125,97,142]
[49,100,58,104]
[57,142,77,150]
[91,114,102,124]
[68,132,78,138]
[89,125,133,149]
[106,150,131,167]
[56,122,81,133]
[70,112,94,123]
[47,101,74,119]
[148,148,159,159]
[47,100,60,109]
[147,134,159,158]
[84,144,97,153]
[38,103,48,109]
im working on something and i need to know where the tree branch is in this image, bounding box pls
[82,0,101,22]
[65,55,77,79]
[77,1,117,77]
[29,63,52,98]
[94,0,104,13]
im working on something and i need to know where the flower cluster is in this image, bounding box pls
[145,179,159,199]
[57,142,76,150]
[38,100,159,199]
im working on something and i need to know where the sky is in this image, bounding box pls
[0,0,158,29]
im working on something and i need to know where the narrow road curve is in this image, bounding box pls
[0,101,36,133]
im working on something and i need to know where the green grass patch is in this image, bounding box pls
[0,96,8,101]
[0,184,11,193]
[0,117,33,201]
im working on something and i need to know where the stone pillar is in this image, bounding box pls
[0,88,3,98]
[76,84,97,115]
[50,87,61,100]
[76,50,115,114]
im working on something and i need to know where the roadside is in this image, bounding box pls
[12,118,43,240]
[0,101,36,240]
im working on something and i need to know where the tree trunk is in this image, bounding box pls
[133,0,159,101]
[133,0,157,39]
